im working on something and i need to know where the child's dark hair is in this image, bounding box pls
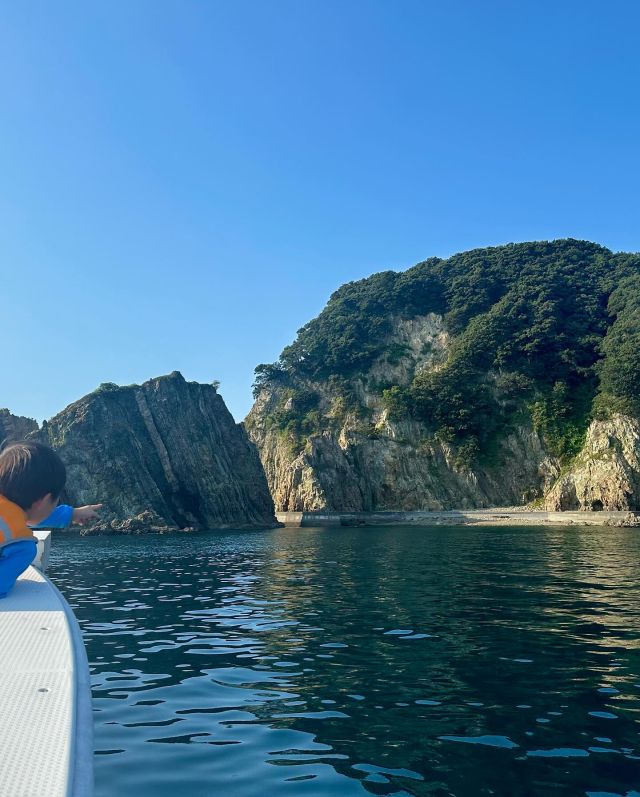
[0,442,66,510]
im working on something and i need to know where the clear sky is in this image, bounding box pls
[2,0,639,424]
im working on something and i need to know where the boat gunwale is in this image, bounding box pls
[46,572,94,797]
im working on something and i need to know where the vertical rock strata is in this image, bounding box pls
[37,372,276,529]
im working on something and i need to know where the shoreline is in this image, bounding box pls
[276,509,640,528]
[50,508,640,536]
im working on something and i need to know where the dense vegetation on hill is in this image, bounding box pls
[253,240,640,465]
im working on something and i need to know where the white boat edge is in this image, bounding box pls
[0,530,93,796]
[48,575,94,797]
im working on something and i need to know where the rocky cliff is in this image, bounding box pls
[247,240,640,512]
[35,372,276,529]
[247,313,561,510]
[0,409,38,444]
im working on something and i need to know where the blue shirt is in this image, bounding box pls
[30,504,74,529]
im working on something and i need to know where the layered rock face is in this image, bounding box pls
[247,314,561,511]
[37,372,276,529]
[0,409,38,445]
[545,415,640,511]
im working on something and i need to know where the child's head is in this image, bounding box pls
[0,442,66,522]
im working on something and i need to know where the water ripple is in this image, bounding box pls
[50,525,640,797]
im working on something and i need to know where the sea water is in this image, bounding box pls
[49,525,640,797]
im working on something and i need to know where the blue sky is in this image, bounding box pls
[2,0,639,423]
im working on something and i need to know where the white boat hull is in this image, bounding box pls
[0,562,93,796]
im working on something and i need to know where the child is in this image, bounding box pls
[0,441,66,597]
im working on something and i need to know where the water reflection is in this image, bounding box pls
[49,526,640,797]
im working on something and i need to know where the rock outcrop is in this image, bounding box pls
[0,409,38,445]
[36,372,277,529]
[545,415,640,511]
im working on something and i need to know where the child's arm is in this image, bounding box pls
[30,504,74,529]
[30,504,103,529]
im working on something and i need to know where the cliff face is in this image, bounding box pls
[247,313,561,511]
[545,415,640,511]
[251,385,640,513]
[250,406,558,512]
[0,409,38,445]
[37,372,276,529]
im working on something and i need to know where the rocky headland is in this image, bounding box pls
[247,240,640,515]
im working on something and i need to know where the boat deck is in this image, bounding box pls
[0,562,93,796]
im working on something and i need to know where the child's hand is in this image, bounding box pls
[72,504,103,525]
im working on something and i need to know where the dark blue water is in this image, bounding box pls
[49,526,640,797]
